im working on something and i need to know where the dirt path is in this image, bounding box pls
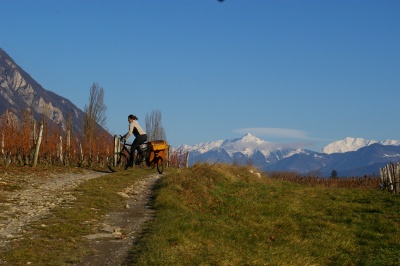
[77,173,160,265]
[0,168,160,265]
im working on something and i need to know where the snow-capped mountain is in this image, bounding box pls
[321,137,400,154]
[177,134,400,177]
[265,143,400,177]
[177,133,303,159]
[177,133,312,168]
[178,133,305,157]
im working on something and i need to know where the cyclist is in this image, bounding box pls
[121,114,147,166]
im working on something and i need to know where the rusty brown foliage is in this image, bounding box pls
[0,109,112,167]
[0,111,18,155]
[169,150,189,168]
[268,171,381,189]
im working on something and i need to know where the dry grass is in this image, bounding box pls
[269,171,381,189]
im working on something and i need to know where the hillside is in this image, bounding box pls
[132,164,400,265]
[2,164,399,265]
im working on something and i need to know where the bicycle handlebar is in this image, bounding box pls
[118,135,148,148]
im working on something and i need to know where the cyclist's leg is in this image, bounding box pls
[140,134,148,157]
[134,134,147,157]
[128,147,136,166]
[129,143,138,166]
[131,136,144,164]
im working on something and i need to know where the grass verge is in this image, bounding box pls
[131,163,400,265]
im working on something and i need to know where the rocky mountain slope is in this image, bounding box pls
[0,48,88,135]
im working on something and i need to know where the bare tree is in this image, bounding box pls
[145,109,166,141]
[83,83,107,161]
[84,83,107,128]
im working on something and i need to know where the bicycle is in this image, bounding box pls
[107,136,167,174]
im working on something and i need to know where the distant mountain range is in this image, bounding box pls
[0,48,106,136]
[321,137,400,154]
[177,134,400,177]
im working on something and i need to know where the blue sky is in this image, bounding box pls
[1,0,399,151]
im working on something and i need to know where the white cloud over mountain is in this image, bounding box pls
[233,128,310,139]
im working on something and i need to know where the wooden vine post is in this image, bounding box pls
[80,143,83,163]
[185,151,189,168]
[388,164,394,192]
[1,132,4,155]
[380,163,400,194]
[31,120,36,147]
[59,136,63,165]
[33,122,44,167]
[394,162,400,194]
[113,135,120,167]
[66,129,71,161]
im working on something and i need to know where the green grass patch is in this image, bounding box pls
[132,163,400,265]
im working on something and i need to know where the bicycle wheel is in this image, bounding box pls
[156,157,164,174]
[107,153,128,172]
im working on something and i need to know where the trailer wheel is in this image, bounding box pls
[156,157,164,174]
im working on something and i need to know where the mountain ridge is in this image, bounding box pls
[177,134,400,177]
[321,137,400,154]
[0,47,105,136]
